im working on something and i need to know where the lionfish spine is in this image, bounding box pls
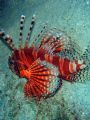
[26,15,36,43]
[19,15,25,47]
[0,30,15,50]
[33,25,46,45]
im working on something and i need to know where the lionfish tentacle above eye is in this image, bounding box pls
[0,30,15,50]
[25,14,36,45]
[19,15,25,48]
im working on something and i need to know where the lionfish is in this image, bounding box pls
[0,15,89,100]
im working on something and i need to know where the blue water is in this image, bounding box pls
[0,0,90,120]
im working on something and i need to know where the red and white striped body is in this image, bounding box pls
[32,47,86,81]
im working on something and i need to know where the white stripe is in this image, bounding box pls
[72,62,76,72]
[78,60,83,64]
[80,64,86,69]
[69,61,76,73]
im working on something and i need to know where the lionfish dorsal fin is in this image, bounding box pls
[25,15,36,45]
[0,30,15,50]
[19,15,25,48]
[38,33,65,55]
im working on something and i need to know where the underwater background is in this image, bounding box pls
[0,0,90,120]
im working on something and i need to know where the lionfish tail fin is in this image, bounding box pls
[19,15,25,48]
[73,42,90,82]
[72,65,90,83]
[0,29,15,50]
[82,42,90,67]
[25,14,36,46]
[70,58,89,82]
[23,59,61,100]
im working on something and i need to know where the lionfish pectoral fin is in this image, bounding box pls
[24,59,61,99]
[0,29,15,50]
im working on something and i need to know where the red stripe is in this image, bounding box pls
[52,55,59,66]
[59,58,64,76]
[62,58,70,75]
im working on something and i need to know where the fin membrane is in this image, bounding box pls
[35,28,68,54]
[73,41,90,82]
[71,66,90,82]
[24,59,61,100]
[37,28,82,60]
[81,42,90,67]
[58,40,83,60]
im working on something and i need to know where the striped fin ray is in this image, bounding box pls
[58,40,83,60]
[23,59,61,100]
[38,28,71,55]
[25,15,36,45]
[32,25,47,46]
[19,15,25,48]
[40,35,65,55]
[39,28,83,60]
[0,30,15,50]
